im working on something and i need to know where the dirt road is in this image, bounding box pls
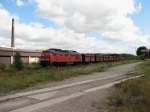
[0,63,141,112]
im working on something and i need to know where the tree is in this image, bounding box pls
[14,51,23,70]
[136,46,147,56]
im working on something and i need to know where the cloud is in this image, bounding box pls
[35,0,138,32]
[0,4,112,53]
[15,22,113,53]
[15,0,29,6]
[15,0,24,6]
[34,0,146,40]
[34,0,150,51]
[0,1,149,54]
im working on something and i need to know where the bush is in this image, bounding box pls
[137,54,145,60]
[14,52,23,70]
[0,64,6,70]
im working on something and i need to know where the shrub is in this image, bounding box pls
[14,52,23,70]
[0,64,6,70]
[137,54,145,60]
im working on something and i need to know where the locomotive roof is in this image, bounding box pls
[44,48,80,54]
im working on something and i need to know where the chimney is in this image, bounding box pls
[11,18,15,48]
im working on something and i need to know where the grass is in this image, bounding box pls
[0,60,137,94]
[107,60,150,112]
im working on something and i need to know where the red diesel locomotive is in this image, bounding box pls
[40,48,125,66]
[40,49,82,66]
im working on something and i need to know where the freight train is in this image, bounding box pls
[40,48,125,67]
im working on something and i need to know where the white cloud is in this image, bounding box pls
[34,0,144,38]
[15,0,24,6]
[137,2,142,13]
[35,0,138,32]
[34,0,150,52]
[0,4,111,53]
[0,1,149,54]
[15,22,113,53]
[15,0,29,6]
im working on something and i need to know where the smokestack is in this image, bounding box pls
[11,18,15,48]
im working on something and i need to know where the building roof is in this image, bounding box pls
[0,47,42,52]
[0,47,42,57]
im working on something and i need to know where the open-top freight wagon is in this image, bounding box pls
[40,48,126,67]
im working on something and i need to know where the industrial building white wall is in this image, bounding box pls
[29,57,39,64]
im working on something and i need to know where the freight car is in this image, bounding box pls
[81,54,95,63]
[95,54,121,62]
[40,48,126,66]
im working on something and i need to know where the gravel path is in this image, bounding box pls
[0,62,140,112]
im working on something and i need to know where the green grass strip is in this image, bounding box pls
[0,60,137,94]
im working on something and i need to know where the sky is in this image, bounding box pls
[0,0,150,54]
